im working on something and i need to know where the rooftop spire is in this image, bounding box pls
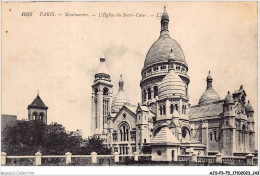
[37,89,39,96]
[96,53,109,75]
[161,6,169,34]
[119,74,124,91]
[206,70,213,89]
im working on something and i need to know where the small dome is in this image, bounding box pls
[224,91,234,104]
[198,88,220,105]
[158,70,186,99]
[111,75,130,113]
[246,100,254,112]
[198,71,220,105]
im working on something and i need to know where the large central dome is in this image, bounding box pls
[144,34,186,67]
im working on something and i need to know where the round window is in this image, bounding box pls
[157,151,162,156]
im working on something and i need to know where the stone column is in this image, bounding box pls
[35,151,42,166]
[134,152,139,161]
[201,120,208,155]
[91,152,97,164]
[156,101,160,119]
[128,144,132,154]
[191,153,197,162]
[165,99,170,118]
[98,91,103,134]
[215,152,222,164]
[65,152,72,165]
[1,152,7,165]
[114,152,119,163]
[151,89,154,101]
[246,153,254,166]
[91,94,95,136]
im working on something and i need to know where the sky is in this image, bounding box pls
[2,2,258,141]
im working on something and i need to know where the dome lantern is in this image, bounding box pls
[119,74,124,91]
[207,70,213,89]
[161,6,169,34]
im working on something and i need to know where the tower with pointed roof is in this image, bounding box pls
[222,91,236,155]
[91,54,113,136]
[246,100,255,152]
[136,103,150,153]
[27,92,48,124]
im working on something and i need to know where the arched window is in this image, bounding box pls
[181,127,190,141]
[182,105,186,115]
[143,90,147,101]
[175,104,178,112]
[163,105,166,115]
[32,112,37,121]
[214,131,217,141]
[209,133,213,141]
[154,86,158,98]
[40,113,44,121]
[170,104,174,114]
[242,124,246,146]
[103,87,109,96]
[94,88,98,96]
[147,88,151,100]
[119,123,129,142]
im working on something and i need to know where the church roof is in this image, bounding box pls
[151,125,180,145]
[136,104,149,112]
[28,95,48,110]
[124,104,137,115]
[188,100,224,120]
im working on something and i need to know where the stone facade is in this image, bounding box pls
[90,6,257,160]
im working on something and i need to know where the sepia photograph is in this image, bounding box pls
[1,1,259,175]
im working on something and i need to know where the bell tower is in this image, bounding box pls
[27,91,48,124]
[91,54,113,136]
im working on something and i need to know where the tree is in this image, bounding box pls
[2,121,111,155]
[83,136,112,155]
